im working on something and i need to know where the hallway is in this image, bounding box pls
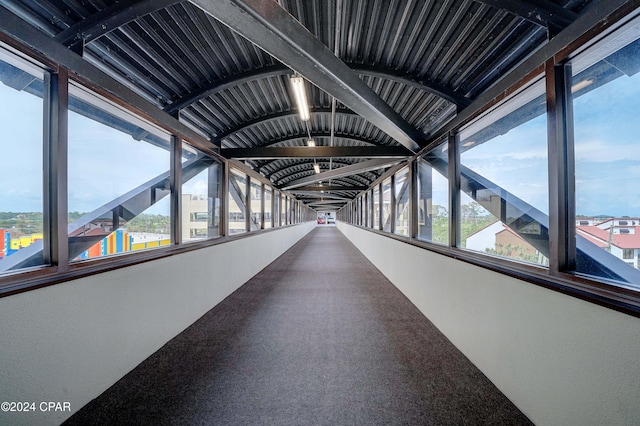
[64,227,531,425]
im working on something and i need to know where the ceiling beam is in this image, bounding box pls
[293,192,351,200]
[55,0,182,54]
[305,200,349,206]
[213,108,357,145]
[288,185,366,192]
[280,158,402,190]
[190,0,422,152]
[164,64,289,115]
[164,63,470,115]
[244,133,380,149]
[221,145,412,159]
[475,0,577,30]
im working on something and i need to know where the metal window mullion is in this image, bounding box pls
[208,161,220,237]
[277,191,281,226]
[44,68,69,270]
[390,174,396,233]
[378,183,383,230]
[270,186,275,228]
[546,60,576,275]
[245,175,251,232]
[369,191,372,227]
[448,132,461,248]
[410,159,418,239]
[222,161,229,236]
[365,192,369,227]
[260,183,265,229]
[170,135,182,245]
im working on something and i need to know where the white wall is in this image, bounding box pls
[338,222,640,426]
[0,222,314,426]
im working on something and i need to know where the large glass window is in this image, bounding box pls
[282,196,288,225]
[394,167,410,236]
[459,78,549,267]
[362,191,371,227]
[228,169,247,235]
[572,22,640,284]
[417,143,449,245]
[372,186,380,229]
[274,191,280,227]
[382,178,392,232]
[264,187,273,229]
[0,48,45,273]
[250,181,261,231]
[68,84,172,261]
[181,143,221,243]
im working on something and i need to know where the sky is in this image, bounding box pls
[1,54,640,219]
[0,80,208,215]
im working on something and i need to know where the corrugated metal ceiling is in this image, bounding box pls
[1,0,594,209]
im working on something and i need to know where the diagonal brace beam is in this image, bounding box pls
[189,0,422,152]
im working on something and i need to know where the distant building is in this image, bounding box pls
[0,230,42,259]
[182,194,210,241]
[576,218,640,269]
[466,221,549,265]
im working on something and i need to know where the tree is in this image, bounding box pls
[462,201,483,225]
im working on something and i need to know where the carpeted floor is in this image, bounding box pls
[64,226,532,425]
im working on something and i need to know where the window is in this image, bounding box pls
[382,177,392,232]
[181,143,221,243]
[0,48,46,273]
[459,78,549,267]
[363,192,369,228]
[228,169,247,235]
[417,142,449,245]
[572,20,640,284]
[394,167,410,236]
[264,187,273,229]
[68,84,172,260]
[372,185,380,229]
[282,196,288,225]
[250,181,262,231]
[274,191,280,227]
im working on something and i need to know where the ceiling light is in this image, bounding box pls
[307,139,316,147]
[290,75,310,121]
[313,164,321,173]
[462,140,475,147]
[571,78,594,93]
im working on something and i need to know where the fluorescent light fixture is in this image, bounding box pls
[571,78,594,93]
[313,164,321,173]
[462,140,475,147]
[306,139,316,147]
[290,75,310,121]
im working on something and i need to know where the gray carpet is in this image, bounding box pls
[64,227,532,425]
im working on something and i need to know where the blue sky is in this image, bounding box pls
[1,58,640,219]
[573,74,640,217]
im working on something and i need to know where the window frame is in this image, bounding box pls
[338,5,640,317]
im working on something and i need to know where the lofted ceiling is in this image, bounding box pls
[1,0,594,210]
